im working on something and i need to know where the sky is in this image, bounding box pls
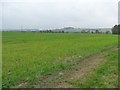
[1,0,119,30]
[118,1,120,24]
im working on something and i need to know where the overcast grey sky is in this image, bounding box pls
[119,1,120,24]
[1,0,119,30]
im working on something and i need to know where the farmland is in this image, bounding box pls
[2,32,118,88]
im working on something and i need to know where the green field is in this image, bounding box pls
[2,32,118,88]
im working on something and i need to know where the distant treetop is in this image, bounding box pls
[112,24,120,34]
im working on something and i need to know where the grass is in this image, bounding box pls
[0,31,2,89]
[2,32,118,88]
[67,49,118,88]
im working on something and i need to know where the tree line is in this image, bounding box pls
[112,24,120,34]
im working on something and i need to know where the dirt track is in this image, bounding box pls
[32,47,118,88]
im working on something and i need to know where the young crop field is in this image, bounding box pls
[2,32,118,88]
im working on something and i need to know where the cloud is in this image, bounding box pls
[1,0,119,29]
[119,1,120,24]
